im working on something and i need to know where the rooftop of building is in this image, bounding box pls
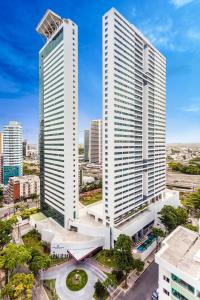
[156,226,200,281]
[9,174,39,182]
[36,10,63,39]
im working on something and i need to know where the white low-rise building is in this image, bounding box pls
[156,226,200,300]
[29,189,179,260]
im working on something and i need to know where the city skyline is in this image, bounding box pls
[0,0,200,144]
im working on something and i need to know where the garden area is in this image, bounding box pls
[22,230,69,267]
[66,269,88,291]
[80,189,102,206]
[94,249,116,269]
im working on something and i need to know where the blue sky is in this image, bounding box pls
[0,0,200,144]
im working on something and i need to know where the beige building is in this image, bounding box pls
[8,175,40,201]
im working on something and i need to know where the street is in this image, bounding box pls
[124,262,158,300]
[0,200,38,219]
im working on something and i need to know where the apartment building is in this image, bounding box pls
[23,139,28,157]
[84,129,90,161]
[3,121,23,184]
[89,120,102,164]
[36,10,78,228]
[102,9,166,227]
[8,175,40,201]
[0,133,3,184]
[156,226,200,300]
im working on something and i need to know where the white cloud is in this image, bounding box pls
[170,0,196,8]
[187,29,200,41]
[181,101,200,112]
[130,7,136,17]
[140,19,181,51]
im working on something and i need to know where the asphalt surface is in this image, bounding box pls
[0,201,37,218]
[124,262,158,300]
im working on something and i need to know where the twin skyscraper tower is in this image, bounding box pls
[36,8,167,241]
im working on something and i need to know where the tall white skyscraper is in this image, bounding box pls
[36,10,78,228]
[84,129,90,161]
[103,9,166,227]
[89,120,102,165]
[3,121,23,184]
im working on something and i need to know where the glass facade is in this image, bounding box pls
[39,28,64,227]
[172,274,195,294]
[172,288,188,300]
[3,166,21,184]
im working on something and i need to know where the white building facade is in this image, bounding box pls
[37,10,78,228]
[102,9,166,228]
[3,121,23,184]
[156,226,200,300]
[89,120,102,165]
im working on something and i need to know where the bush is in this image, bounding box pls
[94,280,107,298]
[111,270,124,283]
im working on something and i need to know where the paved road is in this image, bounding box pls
[0,201,37,218]
[42,260,110,300]
[124,262,158,300]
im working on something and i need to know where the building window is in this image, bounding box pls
[163,289,169,296]
[163,275,170,283]
[171,274,195,294]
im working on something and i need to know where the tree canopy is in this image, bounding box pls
[2,273,34,300]
[181,188,200,214]
[114,234,134,274]
[0,217,17,250]
[0,243,31,273]
[159,205,188,232]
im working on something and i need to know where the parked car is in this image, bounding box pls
[151,290,159,300]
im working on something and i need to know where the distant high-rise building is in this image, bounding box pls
[103,9,166,227]
[36,10,78,228]
[0,133,3,155]
[23,139,28,157]
[0,133,3,183]
[84,129,90,161]
[89,120,102,164]
[3,121,23,184]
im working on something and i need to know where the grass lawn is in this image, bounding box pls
[80,190,102,206]
[43,279,59,300]
[94,250,116,269]
[66,269,88,291]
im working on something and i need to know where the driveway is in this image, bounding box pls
[123,262,158,300]
[42,260,108,300]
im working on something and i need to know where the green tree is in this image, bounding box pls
[103,274,117,289]
[159,206,188,232]
[0,218,17,250]
[114,234,134,287]
[152,227,165,251]
[0,243,31,282]
[176,207,188,226]
[29,253,50,275]
[133,259,144,273]
[94,280,107,299]
[2,273,34,300]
